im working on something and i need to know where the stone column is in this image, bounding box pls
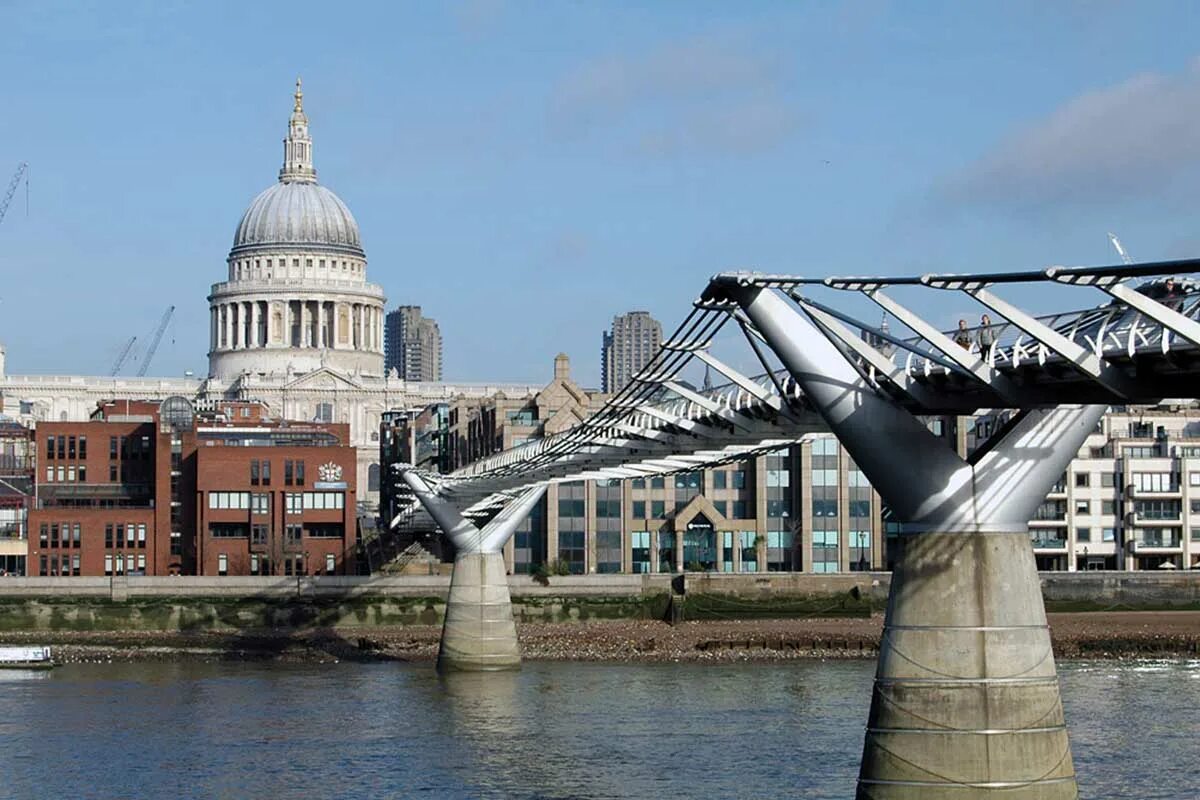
[251,301,261,348]
[317,301,326,349]
[301,301,311,348]
[223,304,232,350]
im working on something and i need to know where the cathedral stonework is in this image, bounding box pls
[208,78,387,381]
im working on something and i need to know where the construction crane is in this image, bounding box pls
[110,336,138,376]
[0,162,28,229]
[136,306,175,376]
[1107,232,1134,265]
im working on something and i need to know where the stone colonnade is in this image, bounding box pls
[210,298,383,352]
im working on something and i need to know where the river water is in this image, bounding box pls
[0,659,1196,799]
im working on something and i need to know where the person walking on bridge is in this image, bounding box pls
[953,319,972,350]
[977,313,996,354]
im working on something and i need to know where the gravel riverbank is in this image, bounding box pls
[2,611,1197,665]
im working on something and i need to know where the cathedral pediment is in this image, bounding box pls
[282,367,364,392]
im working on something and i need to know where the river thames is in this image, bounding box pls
[0,659,1195,798]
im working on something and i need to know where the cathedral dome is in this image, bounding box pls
[229,78,364,259]
[232,181,362,256]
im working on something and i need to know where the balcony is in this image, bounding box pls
[1030,533,1068,550]
[1132,534,1180,554]
[0,525,26,541]
[1126,482,1181,498]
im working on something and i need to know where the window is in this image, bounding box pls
[302,492,344,510]
[1075,500,1090,515]
[285,459,294,485]
[1100,472,1115,488]
[315,402,333,423]
[250,460,260,485]
[595,498,621,518]
[251,524,268,545]
[767,530,795,571]
[46,435,55,460]
[1132,473,1177,493]
[217,554,228,576]
[78,466,86,482]
[558,498,585,517]
[812,438,838,457]
[104,555,113,575]
[208,492,250,510]
[286,523,302,545]
[1074,473,1090,488]
[306,524,342,538]
[558,530,585,574]
[631,531,651,574]
[105,524,113,549]
[812,530,839,573]
[650,476,665,489]
[325,553,336,574]
[250,554,260,575]
[261,460,270,485]
[110,436,118,459]
[732,470,746,490]
[1102,527,1116,543]
[1102,500,1116,515]
[630,478,645,490]
[136,554,145,572]
[137,524,146,547]
[713,471,727,490]
[1077,527,1091,543]
[38,524,48,548]
[295,460,305,485]
[285,494,303,514]
[250,493,269,515]
[68,436,76,459]
[597,531,622,574]
[738,531,757,572]
[651,500,665,519]
[210,523,248,538]
[632,501,645,518]
[731,500,747,519]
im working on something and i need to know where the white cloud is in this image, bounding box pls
[940,58,1200,210]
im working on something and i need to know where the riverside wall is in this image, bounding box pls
[0,572,1196,633]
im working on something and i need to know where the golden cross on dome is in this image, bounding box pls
[294,77,303,112]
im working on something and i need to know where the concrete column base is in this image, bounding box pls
[857,531,1077,799]
[437,551,521,673]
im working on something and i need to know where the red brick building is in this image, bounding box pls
[27,398,358,577]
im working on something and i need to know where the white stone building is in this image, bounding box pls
[0,81,539,508]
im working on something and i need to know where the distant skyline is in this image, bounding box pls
[2,2,1200,387]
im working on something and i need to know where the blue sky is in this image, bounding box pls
[2,1,1199,386]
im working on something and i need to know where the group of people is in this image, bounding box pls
[954,314,996,352]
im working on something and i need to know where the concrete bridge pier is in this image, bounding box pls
[402,472,545,672]
[716,281,1102,799]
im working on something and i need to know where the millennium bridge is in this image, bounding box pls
[392,259,1199,799]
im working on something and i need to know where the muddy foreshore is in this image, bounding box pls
[2,611,1197,665]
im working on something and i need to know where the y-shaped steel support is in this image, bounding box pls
[402,472,546,672]
[717,283,1097,799]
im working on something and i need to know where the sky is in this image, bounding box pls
[2,1,1199,387]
